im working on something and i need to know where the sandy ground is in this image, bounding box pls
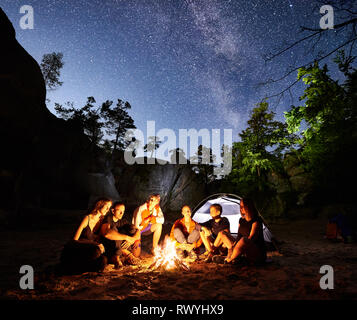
[0,210,356,300]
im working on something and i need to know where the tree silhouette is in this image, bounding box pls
[100,98,136,160]
[190,145,217,185]
[261,0,357,101]
[40,52,64,90]
[169,148,187,164]
[54,97,104,147]
[143,136,162,158]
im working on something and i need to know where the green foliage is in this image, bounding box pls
[284,54,357,198]
[227,101,296,196]
[40,52,64,90]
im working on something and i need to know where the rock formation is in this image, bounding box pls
[0,8,119,218]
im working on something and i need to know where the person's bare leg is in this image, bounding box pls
[151,223,162,250]
[174,228,187,244]
[226,237,246,262]
[132,239,141,257]
[200,230,213,253]
[110,255,123,269]
[213,231,224,248]
[219,231,234,259]
[241,239,264,263]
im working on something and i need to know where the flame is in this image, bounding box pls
[151,236,189,271]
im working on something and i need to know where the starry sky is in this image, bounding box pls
[1,0,352,149]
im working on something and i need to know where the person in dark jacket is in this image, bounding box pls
[225,198,266,264]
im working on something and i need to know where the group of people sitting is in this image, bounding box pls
[60,194,267,274]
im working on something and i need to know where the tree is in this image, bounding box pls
[40,52,64,90]
[144,136,162,158]
[100,98,136,160]
[54,97,104,147]
[284,54,357,198]
[261,1,357,101]
[190,145,217,185]
[169,148,187,164]
[228,101,296,195]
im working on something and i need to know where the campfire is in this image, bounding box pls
[149,236,190,271]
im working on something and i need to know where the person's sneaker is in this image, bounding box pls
[125,253,141,266]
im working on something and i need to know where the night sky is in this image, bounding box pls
[1,0,349,145]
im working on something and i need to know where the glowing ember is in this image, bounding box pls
[150,236,190,271]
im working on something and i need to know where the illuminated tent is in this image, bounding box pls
[192,193,274,243]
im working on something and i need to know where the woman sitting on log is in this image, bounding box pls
[223,198,267,265]
[60,197,112,274]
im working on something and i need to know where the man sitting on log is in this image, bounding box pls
[100,202,141,268]
[131,194,164,257]
[198,203,235,263]
[170,205,202,261]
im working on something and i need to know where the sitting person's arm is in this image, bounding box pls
[129,228,141,243]
[236,224,242,241]
[132,206,144,230]
[155,206,165,224]
[248,221,260,241]
[101,223,140,243]
[219,217,231,235]
[196,220,212,233]
[73,216,89,241]
[74,216,104,253]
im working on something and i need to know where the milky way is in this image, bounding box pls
[1,0,353,141]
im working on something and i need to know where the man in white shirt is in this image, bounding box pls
[132,194,164,257]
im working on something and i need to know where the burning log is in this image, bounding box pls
[150,256,189,272]
[174,257,190,271]
[148,236,190,272]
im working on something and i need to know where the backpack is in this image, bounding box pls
[326,221,339,240]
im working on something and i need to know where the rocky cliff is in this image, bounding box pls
[0,8,206,220]
[112,155,206,218]
[0,8,119,218]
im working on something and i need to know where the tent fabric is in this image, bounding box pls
[192,194,273,243]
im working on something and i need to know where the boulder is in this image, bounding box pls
[113,157,206,218]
